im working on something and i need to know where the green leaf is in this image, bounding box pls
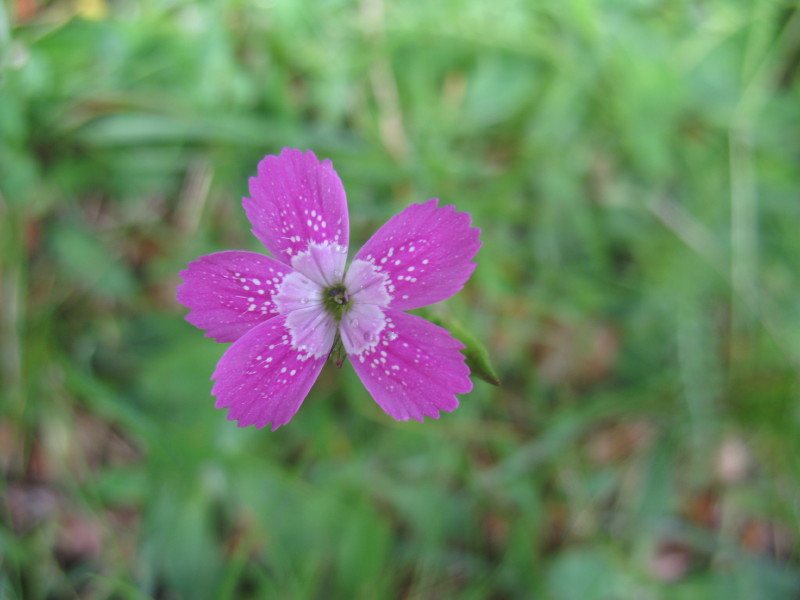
[422,313,500,386]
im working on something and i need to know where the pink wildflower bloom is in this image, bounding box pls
[177,148,481,430]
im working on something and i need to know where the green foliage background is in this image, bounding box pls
[2,0,800,598]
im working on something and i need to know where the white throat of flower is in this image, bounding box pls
[274,241,392,359]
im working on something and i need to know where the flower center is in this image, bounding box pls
[323,283,350,320]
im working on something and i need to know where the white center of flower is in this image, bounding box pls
[274,243,393,358]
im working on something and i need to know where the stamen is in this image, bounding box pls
[322,283,351,320]
[328,285,349,306]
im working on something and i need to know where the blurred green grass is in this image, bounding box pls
[2,0,800,598]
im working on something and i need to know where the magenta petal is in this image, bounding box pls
[177,251,293,343]
[353,199,481,310]
[349,310,472,422]
[212,314,328,430]
[244,148,349,265]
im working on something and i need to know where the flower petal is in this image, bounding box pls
[273,269,324,314]
[344,259,391,306]
[339,302,386,356]
[285,306,338,359]
[212,314,329,430]
[244,148,349,265]
[177,251,292,343]
[353,199,480,310]
[348,310,472,422]
[290,240,348,288]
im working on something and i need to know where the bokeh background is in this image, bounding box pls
[2,0,800,598]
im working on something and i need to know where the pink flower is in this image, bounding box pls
[177,148,481,430]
